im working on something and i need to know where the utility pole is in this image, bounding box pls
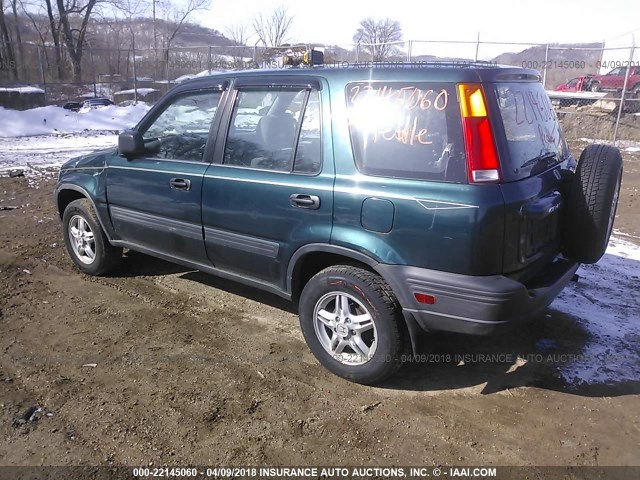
[153,0,158,79]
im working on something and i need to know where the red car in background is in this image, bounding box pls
[555,76,594,92]
[589,66,640,93]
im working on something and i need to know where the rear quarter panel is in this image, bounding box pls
[327,73,505,276]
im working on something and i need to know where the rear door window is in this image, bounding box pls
[495,82,568,180]
[345,82,466,182]
[224,87,321,174]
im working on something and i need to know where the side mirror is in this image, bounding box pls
[119,130,144,156]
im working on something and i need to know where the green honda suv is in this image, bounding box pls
[55,62,623,384]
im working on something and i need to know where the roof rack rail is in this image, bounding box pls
[341,60,499,68]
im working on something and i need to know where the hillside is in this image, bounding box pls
[492,43,603,88]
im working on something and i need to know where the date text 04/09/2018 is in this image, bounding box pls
[205,467,407,477]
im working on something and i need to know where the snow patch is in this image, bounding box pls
[551,236,640,386]
[115,88,158,96]
[0,132,120,188]
[0,86,45,94]
[0,103,150,138]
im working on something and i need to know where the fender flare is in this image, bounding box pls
[55,183,113,241]
[286,244,425,355]
[286,243,380,294]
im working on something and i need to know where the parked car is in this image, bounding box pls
[81,97,114,109]
[589,66,640,94]
[555,76,595,92]
[55,62,623,384]
[62,101,82,112]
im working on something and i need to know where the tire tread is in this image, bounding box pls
[299,265,405,385]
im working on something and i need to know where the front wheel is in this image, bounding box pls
[298,266,405,385]
[62,199,122,275]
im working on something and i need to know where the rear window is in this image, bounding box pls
[495,82,568,180]
[346,82,466,182]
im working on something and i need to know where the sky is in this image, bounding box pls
[196,0,640,60]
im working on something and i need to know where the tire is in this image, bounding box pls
[563,144,623,264]
[298,266,405,385]
[62,199,122,275]
[590,81,601,92]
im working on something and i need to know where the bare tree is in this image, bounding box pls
[20,1,50,48]
[157,0,210,79]
[225,23,249,67]
[253,6,293,47]
[353,18,402,62]
[55,0,101,82]
[158,0,210,51]
[226,23,248,46]
[0,0,18,79]
[98,15,129,77]
[42,0,65,80]
[10,0,24,76]
[19,0,53,79]
[113,0,145,101]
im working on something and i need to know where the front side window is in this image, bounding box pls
[224,87,321,174]
[345,82,466,182]
[142,90,222,161]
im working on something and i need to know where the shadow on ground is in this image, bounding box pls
[383,312,640,398]
[115,250,640,399]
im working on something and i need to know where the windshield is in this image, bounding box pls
[495,82,567,180]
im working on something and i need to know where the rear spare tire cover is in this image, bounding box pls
[563,144,623,264]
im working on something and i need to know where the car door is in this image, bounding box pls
[201,76,334,292]
[629,66,640,90]
[604,68,623,89]
[107,85,227,265]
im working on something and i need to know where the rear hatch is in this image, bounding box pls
[486,80,573,276]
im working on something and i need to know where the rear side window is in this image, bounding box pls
[495,83,567,180]
[345,82,466,182]
[224,87,321,174]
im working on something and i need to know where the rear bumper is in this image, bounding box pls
[377,258,579,335]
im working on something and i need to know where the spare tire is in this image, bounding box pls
[563,144,623,264]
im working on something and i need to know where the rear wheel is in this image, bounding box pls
[563,144,623,264]
[298,266,405,385]
[62,199,122,275]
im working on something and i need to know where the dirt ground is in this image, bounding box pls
[0,142,639,469]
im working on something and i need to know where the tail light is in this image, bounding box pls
[457,84,501,183]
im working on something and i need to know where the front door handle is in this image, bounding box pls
[170,178,191,190]
[290,194,320,210]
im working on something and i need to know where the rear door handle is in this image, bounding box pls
[290,194,320,210]
[170,178,191,190]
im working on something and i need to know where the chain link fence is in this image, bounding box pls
[1,38,638,143]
